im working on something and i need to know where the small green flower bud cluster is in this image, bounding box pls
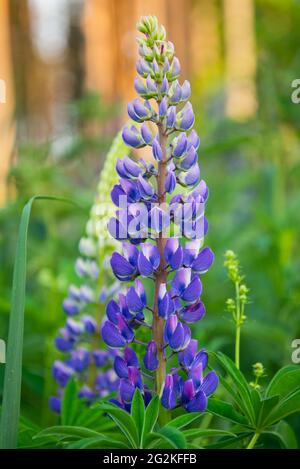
[250,362,265,390]
[224,250,241,283]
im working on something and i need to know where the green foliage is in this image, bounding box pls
[207,352,300,448]
[0,196,75,449]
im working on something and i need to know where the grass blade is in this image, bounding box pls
[0,196,76,449]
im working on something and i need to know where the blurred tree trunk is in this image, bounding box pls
[223,0,257,120]
[190,0,222,93]
[0,0,15,205]
[83,0,191,104]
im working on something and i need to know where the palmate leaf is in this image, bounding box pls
[264,388,300,426]
[164,413,203,430]
[256,395,280,428]
[97,402,139,448]
[148,427,187,449]
[204,432,252,449]
[262,421,298,449]
[266,365,300,399]
[67,436,130,449]
[211,352,255,425]
[207,398,249,427]
[61,378,79,426]
[35,425,104,441]
[131,389,145,447]
[0,196,76,449]
[182,428,236,439]
[141,395,159,447]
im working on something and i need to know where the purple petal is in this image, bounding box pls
[120,379,135,404]
[180,301,205,323]
[122,126,142,148]
[182,276,202,302]
[114,356,129,379]
[181,379,195,404]
[143,340,159,371]
[110,253,135,280]
[126,286,144,313]
[141,122,153,144]
[192,247,214,273]
[138,252,153,276]
[152,137,163,161]
[178,339,198,369]
[200,371,219,396]
[172,268,191,295]
[186,390,208,412]
[101,321,127,348]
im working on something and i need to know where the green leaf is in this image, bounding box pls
[141,396,159,447]
[266,366,300,399]
[152,427,187,449]
[264,389,300,426]
[207,398,249,426]
[35,425,103,441]
[61,378,79,426]
[131,389,145,447]
[213,352,255,424]
[98,402,138,448]
[165,413,203,430]
[183,428,236,439]
[67,437,129,449]
[256,395,280,428]
[0,195,76,449]
[263,421,298,449]
[205,432,252,449]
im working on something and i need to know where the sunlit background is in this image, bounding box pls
[0,0,300,435]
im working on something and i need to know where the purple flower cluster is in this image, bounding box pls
[101,16,218,413]
[49,237,120,413]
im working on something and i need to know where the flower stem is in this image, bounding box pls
[153,125,168,407]
[235,281,241,369]
[246,432,260,449]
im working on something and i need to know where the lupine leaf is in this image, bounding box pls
[164,413,203,430]
[207,398,249,426]
[263,421,298,449]
[256,395,280,428]
[204,432,252,449]
[182,428,236,439]
[0,196,76,449]
[97,402,139,448]
[149,427,187,449]
[131,389,145,447]
[34,425,103,441]
[61,378,79,426]
[67,437,129,449]
[264,389,300,426]
[266,366,300,399]
[141,396,159,447]
[213,352,255,424]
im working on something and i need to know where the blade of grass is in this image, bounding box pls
[0,196,76,449]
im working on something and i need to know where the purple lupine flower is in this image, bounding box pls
[143,340,159,371]
[53,360,74,387]
[100,15,218,414]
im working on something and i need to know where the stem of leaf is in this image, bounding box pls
[246,432,260,449]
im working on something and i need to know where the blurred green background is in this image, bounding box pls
[0,0,299,435]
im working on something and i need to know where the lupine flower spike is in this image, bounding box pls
[102,16,218,414]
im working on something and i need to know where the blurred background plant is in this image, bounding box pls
[0,0,299,442]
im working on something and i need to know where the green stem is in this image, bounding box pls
[235,281,241,369]
[246,432,260,449]
[235,323,240,370]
